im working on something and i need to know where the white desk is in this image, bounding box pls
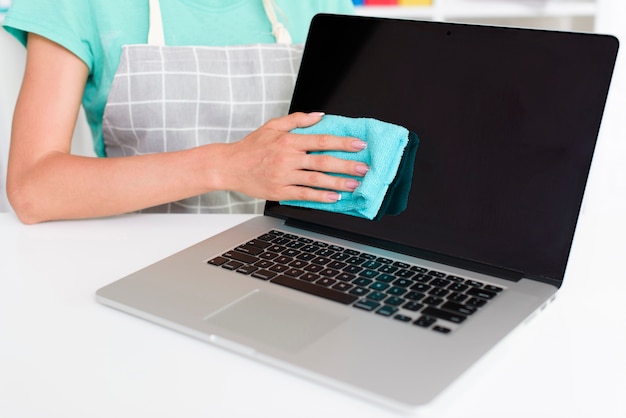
[1,212,625,418]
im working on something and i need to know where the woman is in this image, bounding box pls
[2,0,368,223]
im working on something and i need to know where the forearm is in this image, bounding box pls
[7,145,227,224]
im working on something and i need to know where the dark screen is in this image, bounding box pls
[266,15,618,284]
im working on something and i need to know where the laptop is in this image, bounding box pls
[96,14,618,411]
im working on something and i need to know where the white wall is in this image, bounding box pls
[583,0,626,215]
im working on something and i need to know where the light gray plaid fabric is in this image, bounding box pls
[102,43,303,213]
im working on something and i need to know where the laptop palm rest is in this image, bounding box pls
[204,291,348,353]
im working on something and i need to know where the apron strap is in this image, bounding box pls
[148,0,165,46]
[262,0,293,44]
[147,0,292,46]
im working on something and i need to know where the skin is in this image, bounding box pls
[7,34,369,224]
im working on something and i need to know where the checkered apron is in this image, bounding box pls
[102,0,303,213]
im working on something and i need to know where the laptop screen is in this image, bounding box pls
[265,14,618,284]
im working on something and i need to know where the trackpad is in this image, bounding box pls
[204,291,348,353]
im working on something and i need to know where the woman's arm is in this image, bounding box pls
[7,34,367,224]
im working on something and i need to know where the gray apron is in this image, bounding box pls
[102,0,303,213]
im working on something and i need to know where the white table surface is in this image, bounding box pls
[1,211,625,418]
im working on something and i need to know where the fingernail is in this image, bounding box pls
[353,140,368,150]
[355,164,370,175]
[328,192,341,202]
[346,180,361,190]
[308,112,325,118]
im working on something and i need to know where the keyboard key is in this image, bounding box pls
[274,255,293,265]
[336,273,356,282]
[379,265,398,274]
[328,261,347,270]
[428,287,449,298]
[403,301,423,311]
[344,265,363,274]
[370,282,390,291]
[395,269,416,279]
[207,256,228,266]
[246,239,272,249]
[465,279,484,288]
[353,278,373,287]
[353,300,380,312]
[394,314,412,322]
[320,268,341,278]
[387,286,408,297]
[414,315,437,328]
[393,278,412,287]
[405,291,425,301]
[347,256,366,265]
[447,292,468,303]
[433,326,451,334]
[485,285,504,293]
[466,287,497,300]
[300,273,320,282]
[269,264,290,273]
[385,296,405,306]
[236,244,264,255]
[423,296,444,306]
[349,287,369,297]
[251,269,277,281]
[430,278,451,288]
[441,301,476,316]
[377,273,395,283]
[448,282,469,292]
[466,297,487,308]
[284,268,304,278]
[410,283,431,292]
[223,250,258,264]
[359,269,379,279]
[367,291,387,301]
[316,277,337,287]
[362,260,382,269]
[288,260,308,269]
[222,260,243,271]
[376,305,398,317]
[236,265,258,275]
[332,282,353,292]
[272,275,357,305]
[311,256,332,265]
[304,264,323,273]
[421,306,467,324]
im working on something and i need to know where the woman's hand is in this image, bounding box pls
[216,112,369,202]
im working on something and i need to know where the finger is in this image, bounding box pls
[290,169,363,194]
[290,133,368,154]
[264,111,326,132]
[303,153,370,178]
[282,185,343,203]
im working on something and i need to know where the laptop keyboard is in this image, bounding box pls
[208,230,504,334]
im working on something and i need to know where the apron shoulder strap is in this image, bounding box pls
[262,0,293,44]
[148,0,165,46]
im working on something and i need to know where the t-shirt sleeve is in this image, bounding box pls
[2,0,96,71]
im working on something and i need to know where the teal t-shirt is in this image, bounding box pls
[2,0,354,156]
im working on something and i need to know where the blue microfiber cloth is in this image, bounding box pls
[280,114,419,220]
